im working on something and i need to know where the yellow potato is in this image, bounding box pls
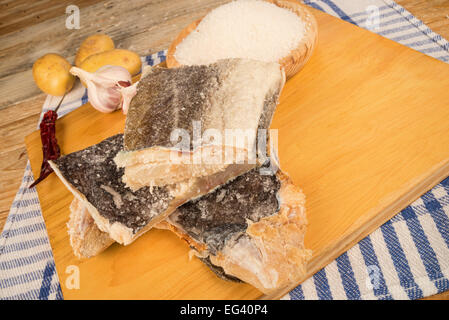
[75,34,115,67]
[80,49,142,77]
[32,53,75,96]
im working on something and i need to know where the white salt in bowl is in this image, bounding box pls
[166,0,318,79]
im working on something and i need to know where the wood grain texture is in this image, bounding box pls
[1,0,449,300]
[0,0,231,110]
[25,8,449,299]
[396,0,449,41]
[0,0,103,36]
[0,95,45,228]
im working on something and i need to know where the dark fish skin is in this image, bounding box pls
[53,134,173,233]
[124,63,222,151]
[171,166,281,255]
[198,256,242,283]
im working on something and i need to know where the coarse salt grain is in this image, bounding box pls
[175,0,306,65]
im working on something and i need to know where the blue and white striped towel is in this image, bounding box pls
[1,0,448,300]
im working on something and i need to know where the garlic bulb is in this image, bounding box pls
[70,65,137,113]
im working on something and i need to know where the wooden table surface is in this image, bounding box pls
[0,0,448,300]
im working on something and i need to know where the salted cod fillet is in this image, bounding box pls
[114,58,285,190]
[49,134,252,245]
[156,166,312,294]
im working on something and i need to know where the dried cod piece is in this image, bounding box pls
[114,58,285,190]
[157,166,311,294]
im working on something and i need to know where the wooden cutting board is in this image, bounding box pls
[25,8,449,300]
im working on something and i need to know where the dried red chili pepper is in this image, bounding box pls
[29,95,64,188]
